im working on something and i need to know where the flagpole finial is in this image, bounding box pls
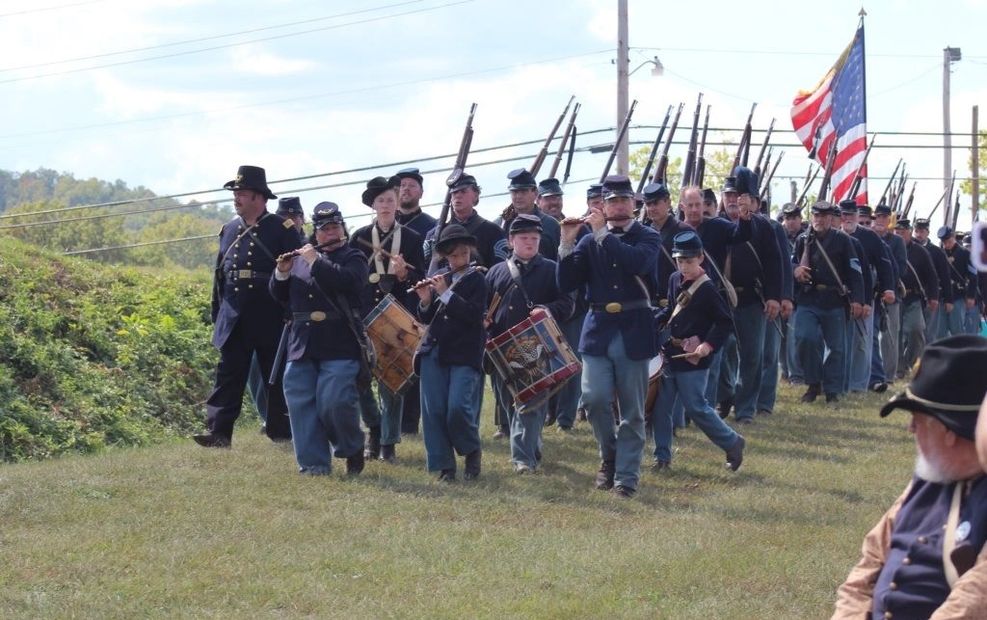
[859,7,867,17]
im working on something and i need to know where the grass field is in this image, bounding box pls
[0,382,914,619]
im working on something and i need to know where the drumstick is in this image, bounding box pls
[485,292,502,323]
[355,237,423,277]
[669,352,695,359]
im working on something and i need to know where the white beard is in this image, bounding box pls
[914,451,954,484]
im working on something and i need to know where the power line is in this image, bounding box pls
[0,0,105,18]
[0,0,426,73]
[630,45,987,61]
[0,0,477,86]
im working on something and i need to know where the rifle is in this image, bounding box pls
[757,147,773,196]
[927,176,953,221]
[634,104,673,196]
[796,165,820,208]
[599,99,638,183]
[753,117,775,179]
[503,97,574,222]
[681,93,704,190]
[548,102,580,179]
[847,135,876,199]
[430,102,477,272]
[652,102,684,184]
[817,140,839,201]
[806,227,866,340]
[734,102,757,170]
[876,158,903,211]
[901,181,917,219]
[531,95,575,177]
[561,123,577,185]
[693,104,711,187]
[944,170,957,226]
[759,150,784,203]
[951,189,962,232]
[893,172,908,213]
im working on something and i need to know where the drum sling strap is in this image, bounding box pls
[669,275,710,322]
[505,257,535,310]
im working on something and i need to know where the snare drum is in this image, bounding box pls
[364,294,424,395]
[644,354,665,421]
[485,308,581,409]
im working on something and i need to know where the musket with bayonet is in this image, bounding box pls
[753,117,775,179]
[847,135,876,199]
[681,93,704,190]
[599,99,638,183]
[796,164,821,209]
[927,176,953,221]
[693,104,711,187]
[733,102,757,170]
[634,104,674,197]
[429,102,477,272]
[503,96,573,222]
[902,181,917,219]
[817,140,839,201]
[548,102,580,180]
[876,158,903,211]
[757,147,773,196]
[652,102,683,185]
[759,150,784,203]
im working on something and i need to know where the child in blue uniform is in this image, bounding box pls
[414,224,488,481]
[652,231,745,471]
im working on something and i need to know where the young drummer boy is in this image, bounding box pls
[651,231,746,471]
[414,224,488,481]
[484,214,573,473]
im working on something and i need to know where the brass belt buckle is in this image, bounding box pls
[310,311,327,322]
[237,269,252,279]
[605,302,622,314]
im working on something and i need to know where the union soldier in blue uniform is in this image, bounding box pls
[894,219,940,377]
[715,167,782,424]
[914,218,953,342]
[350,176,426,463]
[276,196,307,242]
[414,224,488,482]
[422,173,508,270]
[839,199,896,393]
[495,168,562,261]
[536,177,565,221]
[195,165,302,448]
[833,335,987,619]
[678,183,753,411]
[642,181,691,309]
[791,201,865,404]
[873,204,908,382]
[780,202,807,384]
[754,195,795,418]
[392,167,434,435]
[651,231,745,471]
[485,214,573,473]
[270,202,368,475]
[937,226,980,337]
[394,167,437,241]
[557,175,660,498]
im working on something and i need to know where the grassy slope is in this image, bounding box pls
[0,385,913,619]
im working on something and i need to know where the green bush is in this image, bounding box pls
[0,237,217,461]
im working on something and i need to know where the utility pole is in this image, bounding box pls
[974,105,980,224]
[616,0,629,175]
[790,180,797,205]
[943,46,961,204]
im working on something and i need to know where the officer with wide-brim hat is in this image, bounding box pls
[224,164,277,200]
[362,176,400,207]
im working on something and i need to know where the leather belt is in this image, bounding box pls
[589,299,650,314]
[293,311,329,322]
[229,269,271,280]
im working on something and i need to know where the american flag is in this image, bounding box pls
[791,24,868,204]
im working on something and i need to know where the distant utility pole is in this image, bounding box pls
[616,0,629,175]
[943,46,961,201]
[974,105,980,223]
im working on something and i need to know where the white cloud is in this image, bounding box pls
[227,44,319,77]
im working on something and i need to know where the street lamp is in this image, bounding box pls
[629,56,664,78]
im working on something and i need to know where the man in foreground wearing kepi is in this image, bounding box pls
[832,334,987,619]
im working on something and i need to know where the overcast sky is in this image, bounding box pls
[1,0,985,231]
